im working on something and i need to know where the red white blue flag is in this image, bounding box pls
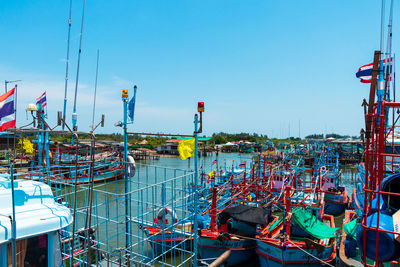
[212,159,217,165]
[239,162,246,167]
[0,88,15,132]
[356,57,393,83]
[36,91,47,107]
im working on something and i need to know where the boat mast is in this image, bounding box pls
[380,0,385,54]
[62,0,72,130]
[91,49,100,131]
[72,0,86,137]
[376,0,386,128]
[385,0,394,101]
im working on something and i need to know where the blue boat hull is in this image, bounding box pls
[256,239,335,267]
[144,227,193,256]
[198,236,256,266]
[324,187,348,216]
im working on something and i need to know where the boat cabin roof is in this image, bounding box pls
[0,177,72,244]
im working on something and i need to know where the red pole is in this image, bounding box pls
[284,186,291,237]
[210,186,217,232]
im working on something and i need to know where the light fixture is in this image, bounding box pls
[26,103,38,111]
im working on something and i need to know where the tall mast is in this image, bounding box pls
[72,0,86,135]
[376,0,386,128]
[380,0,385,55]
[386,0,394,101]
[91,49,100,131]
[386,0,393,57]
[62,0,72,130]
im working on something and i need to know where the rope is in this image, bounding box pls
[224,232,335,267]
[286,240,335,267]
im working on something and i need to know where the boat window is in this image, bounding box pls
[7,234,48,267]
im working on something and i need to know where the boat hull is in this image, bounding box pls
[143,226,192,256]
[198,236,256,266]
[256,239,335,267]
[324,187,348,216]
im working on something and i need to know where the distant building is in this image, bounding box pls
[0,133,16,151]
[220,142,239,152]
[156,139,180,155]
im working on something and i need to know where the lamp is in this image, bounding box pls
[26,104,38,112]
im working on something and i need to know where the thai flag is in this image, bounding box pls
[212,159,217,165]
[36,91,47,107]
[0,88,15,132]
[239,162,246,168]
[356,57,393,83]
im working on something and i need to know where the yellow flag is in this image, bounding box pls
[178,138,195,160]
[208,171,215,177]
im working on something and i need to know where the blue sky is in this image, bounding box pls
[0,1,391,137]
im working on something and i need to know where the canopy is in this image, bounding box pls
[344,218,359,240]
[291,207,339,239]
[218,205,267,225]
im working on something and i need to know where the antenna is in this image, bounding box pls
[62,0,72,130]
[72,0,86,133]
[298,120,301,139]
[91,49,100,131]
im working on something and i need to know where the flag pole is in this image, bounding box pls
[45,90,48,118]
[14,85,17,128]
[10,85,18,267]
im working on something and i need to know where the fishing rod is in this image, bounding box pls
[72,0,86,139]
[62,0,72,130]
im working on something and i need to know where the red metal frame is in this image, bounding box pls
[361,101,400,266]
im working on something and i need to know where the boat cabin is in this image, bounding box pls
[0,177,72,266]
[271,170,291,191]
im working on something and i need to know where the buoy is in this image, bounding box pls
[155,206,178,228]
[127,154,136,177]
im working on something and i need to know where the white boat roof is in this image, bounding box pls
[0,177,72,244]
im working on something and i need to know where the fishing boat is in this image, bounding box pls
[27,103,127,185]
[338,209,363,267]
[197,186,273,266]
[313,147,348,216]
[321,174,348,215]
[256,187,338,267]
[0,176,72,266]
[142,217,193,256]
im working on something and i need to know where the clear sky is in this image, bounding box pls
[0,0,392,138]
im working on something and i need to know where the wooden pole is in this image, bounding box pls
[209,250,231,267]
[365,51,381,138]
